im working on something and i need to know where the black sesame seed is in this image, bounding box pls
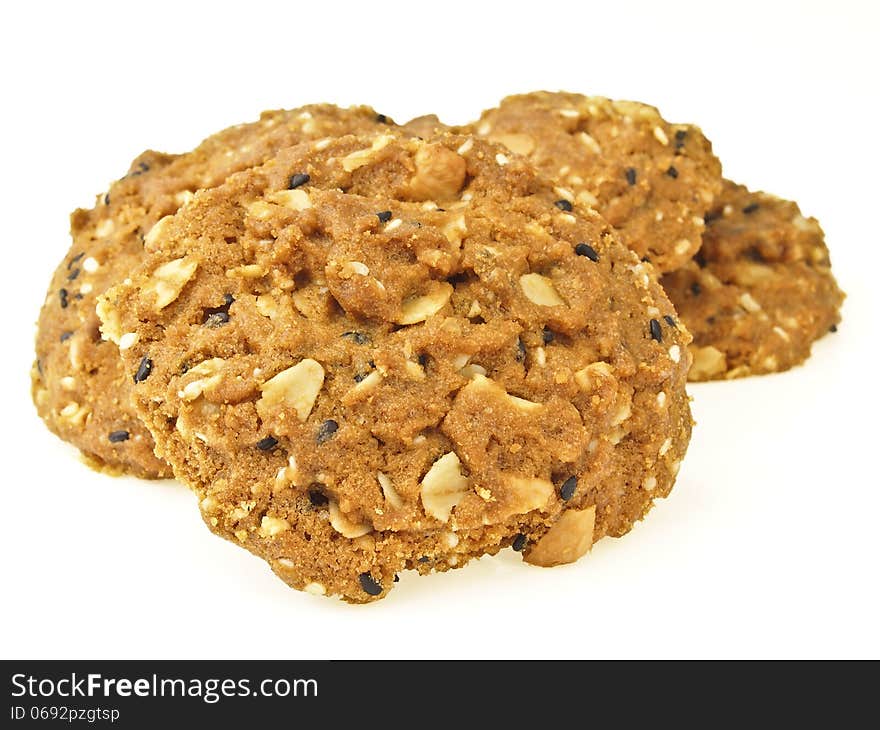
[59,288,69,309]
[202,294,234,326]
[353,372,369,383]
[376,210,393,223]
[742,202,760,215]
[358,572,383,596]
[393,574,400,583]
[256,436,278,451]
[745,247,766,263]
[288,173,310,189]
[341,331,369,345]
[512,534,527,552]
[59,331,74,343]
[830,323,838,333]
[693,250,707,269]
[36,359,43,377]
[108,430,130,443]
[73,293,83,300]
[560,476,578,501]
[308,490,329,507]
[376,113,390,124]
[316,419,339,444]
[67,252,84,270]
[418,556,430,563]
[625,167,637,186]
[663,315,677,328]
[516,338,526,362]
[650,319,663,342]
[674,129,687,149]
[133,356,152,383]
[575,242,599,262]
[555,199,573,212]
[704,209,722,224]
[666,166,679,179]
[104,193,110,205]
[417,353,428,367]
[67,268,80,282]
[203,312,230,327]
[542,327,555,344]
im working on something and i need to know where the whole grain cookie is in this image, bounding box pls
[463,91,723,272]
[32,104,393,477]
[661,181,844,380]
[98,132,692,602]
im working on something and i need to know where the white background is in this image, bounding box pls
[2,0,878,659]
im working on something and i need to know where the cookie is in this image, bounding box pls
[462,91,724,272]
[98,131,692,602]
[661,181,844,380]
[32,104,393,477]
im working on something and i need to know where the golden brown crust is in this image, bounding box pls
[661,181,844,379]
[32,105,392,477]
[99,131,692,602]
[461,91,723,272]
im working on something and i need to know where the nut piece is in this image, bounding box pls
[689,345,727,380]
[467,374,542,412]
[420,452,470,522]
[408,144,467,201]
[504,475,555,514]
[342,134,393,172]
[266,188,312,211]
[328,499,371,538]
[574,362,614,392]
[257,358,325,422]
[377,472,403,509]
[143,215,173,251]
[145,257,198,310]
[397,282,453,324]
[95,295,122,344]
[519,273,566,307]
[525,506,596,567]
[488,133,536,156]
[179,358,225,400]
[259,515,291,537]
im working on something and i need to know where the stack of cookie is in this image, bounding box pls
[31,93,843,602]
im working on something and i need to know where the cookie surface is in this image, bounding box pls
[464,91,724,272]
[99,132,692,602]
[661,181,844,380]
[32,104,392,477]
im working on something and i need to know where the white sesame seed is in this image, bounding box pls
[558,108,580,118]
[653,126,669,145]
[495,153,509,166]
[553,186,575,202]
[313,138,332,150]
[385,218,403,232]
[773,325,791,342]
[668,345,681,363]
[477,121,492,136]
[82,257,99,273]
[659,438,672,456]
[657,391,667,407]
[674,239,692,255]
[118,332,139,350]
[456,138,473,155]
[642,475,657,491]
[79,283,93,295]
[739,293,762,313]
